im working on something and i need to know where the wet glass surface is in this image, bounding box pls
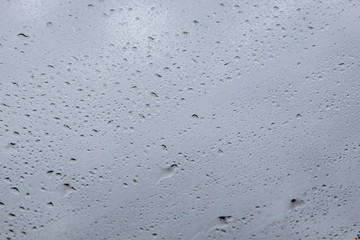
[0,1,360,239]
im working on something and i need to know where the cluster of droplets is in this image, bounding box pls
[0,0,360,239]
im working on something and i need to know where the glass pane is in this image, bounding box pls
[1,1,359,239]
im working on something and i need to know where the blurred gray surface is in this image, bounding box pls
[0,0,360,239]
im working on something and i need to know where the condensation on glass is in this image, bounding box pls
[0,0,359,239]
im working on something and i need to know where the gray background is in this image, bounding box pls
[0,0,359,239]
